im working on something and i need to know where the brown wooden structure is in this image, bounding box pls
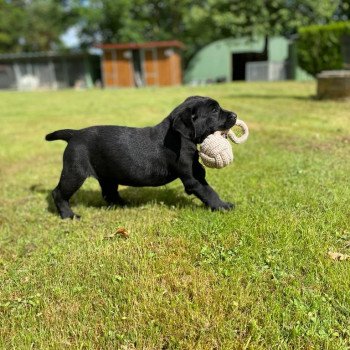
[98,40,184,88]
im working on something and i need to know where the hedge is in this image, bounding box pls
[297,21,350,77]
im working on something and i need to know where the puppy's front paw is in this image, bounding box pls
[222,201,235,210]
[210,201,235,211]
[61,213,81,220]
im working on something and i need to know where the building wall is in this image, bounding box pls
[184,37,265,84]
[102,50,114,86]
[116,49,134,86]
[157,48,182,86]
[268,37,289,61]
[102,47,182,88]
[102,49,133,87]
[184,36,313,83]
[143,48,158,86]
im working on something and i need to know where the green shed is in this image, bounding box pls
[184,36,312,84]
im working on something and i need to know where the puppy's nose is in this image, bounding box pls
[230,112,237,124]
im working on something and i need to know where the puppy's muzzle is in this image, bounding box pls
[229,112,237,125]
[220,113,237,138]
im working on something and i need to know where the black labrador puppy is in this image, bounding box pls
[46,96,237,219]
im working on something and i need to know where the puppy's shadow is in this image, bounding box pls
[120,187,195,208]
[30,184,196,213]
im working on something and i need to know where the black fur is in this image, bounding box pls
[46,96,237,219]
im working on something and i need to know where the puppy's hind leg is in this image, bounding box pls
[52,167,86,219]
[52,145,89,219]
[99,179,126,206]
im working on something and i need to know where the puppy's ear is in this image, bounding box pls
[172,108,196,140]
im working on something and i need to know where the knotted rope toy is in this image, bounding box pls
[199,119,249,169]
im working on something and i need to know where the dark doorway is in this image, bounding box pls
[232,52,267,80]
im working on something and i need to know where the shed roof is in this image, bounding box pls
[97,40,185,50]
[0,50,95,61]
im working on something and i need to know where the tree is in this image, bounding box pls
[22,0,77,52]
[0,0,26,53]
[334,0,350,20]
[297,21,350,76]
[75,0,197,46]
[0,0,76,53]
[0,0,344,57]
[184,0,339,42]
[74,0,340,65]
[181,0,340,62]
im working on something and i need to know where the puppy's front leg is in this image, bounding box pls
[180,175,234,211]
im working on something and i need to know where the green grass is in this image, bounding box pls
[0,82,350,349]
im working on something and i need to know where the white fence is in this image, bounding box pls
[246,61,288,81]
[0,60,86,90]
[0,52,97,90]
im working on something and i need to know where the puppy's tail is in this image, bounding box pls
[45,129,76,142]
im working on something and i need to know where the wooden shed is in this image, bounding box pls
[98,40,184,88]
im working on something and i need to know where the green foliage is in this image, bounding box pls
[73,0,339,65]
[0,0,344,61]
[75,0,199,61]
[334,0,350,20]
[297,21,350,76]
[182,0,338,62]
[0,0,26,53]
[22,0,77,52]
[1,82,350,348]
[0,0,76,53]
[186,0,338,39]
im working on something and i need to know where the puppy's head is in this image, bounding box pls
[171,96,237,143]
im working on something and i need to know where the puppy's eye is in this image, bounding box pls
[212,107,219,113]
[192,114,198,121]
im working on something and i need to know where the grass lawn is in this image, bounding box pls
[0,81,350,349]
